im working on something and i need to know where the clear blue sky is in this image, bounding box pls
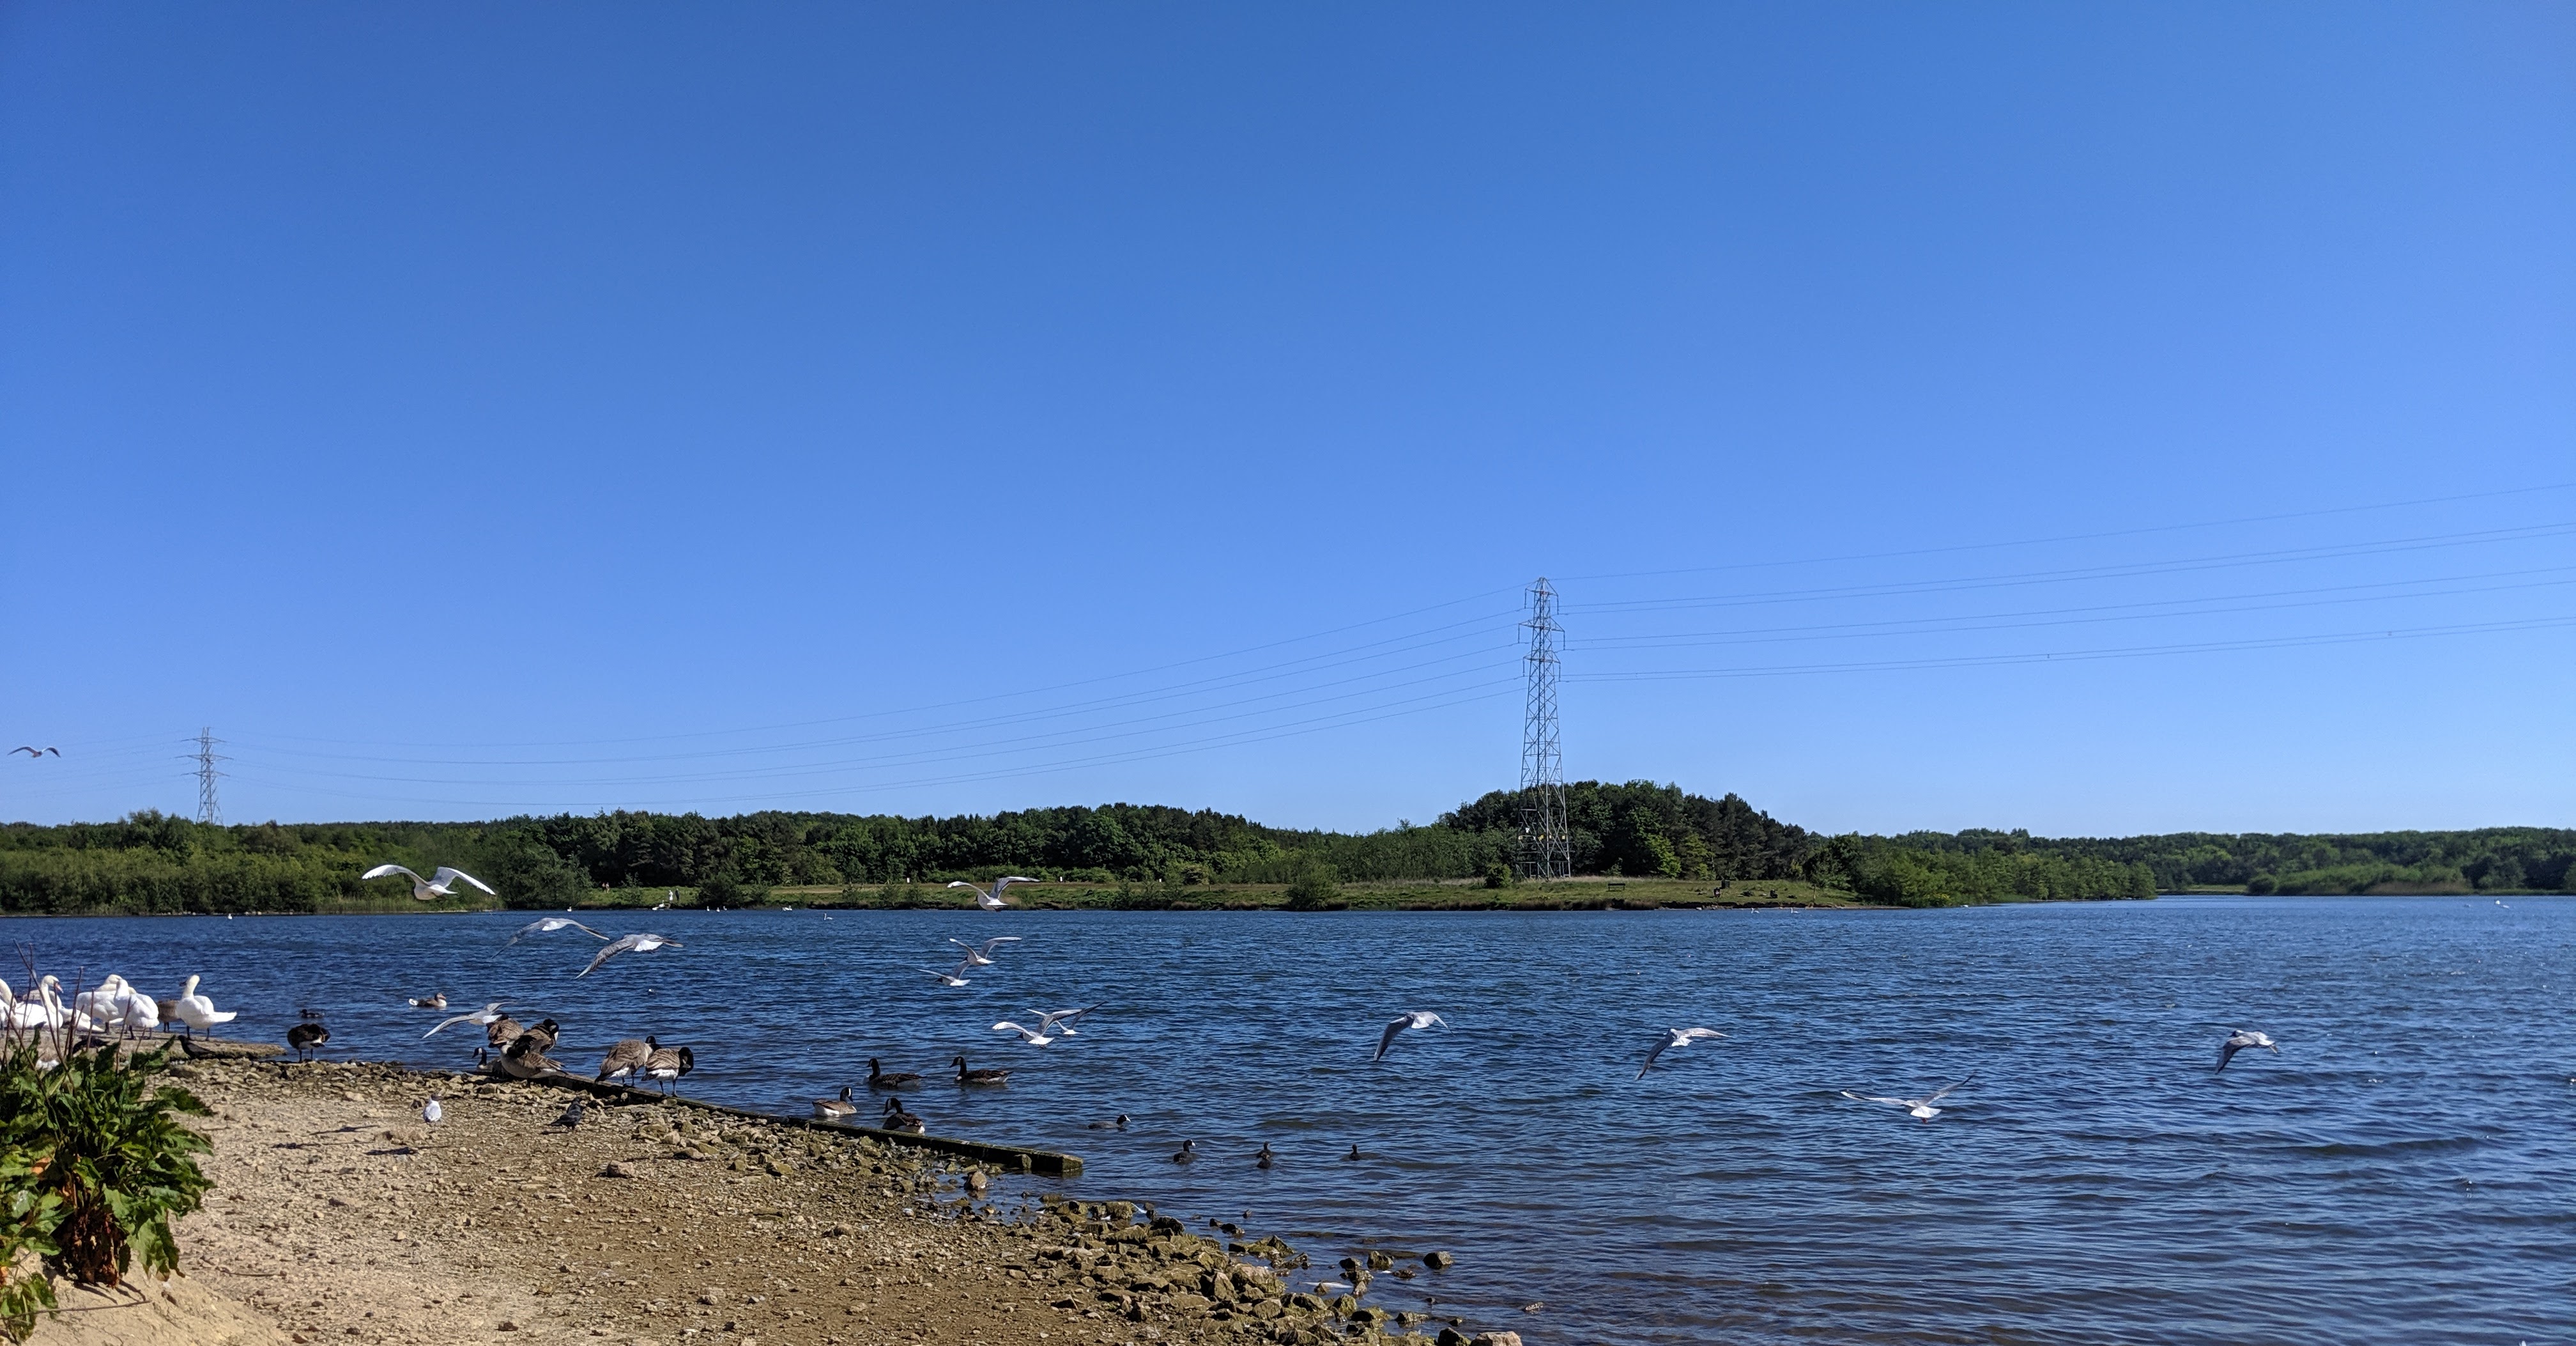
[4,4,2570,837]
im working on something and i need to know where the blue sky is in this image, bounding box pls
[3,4,2570,837]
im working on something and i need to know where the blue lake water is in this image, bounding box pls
[8,895,2571,1344]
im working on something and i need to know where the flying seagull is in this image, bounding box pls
[9,746,59,757]
[948,876,1039,910]
[1029,1005,1101,1037]
[507,916,610,945]
[990,1019,1059,1047]
[921,962,974,987]
[948,936,1023,966]
[576,931,681,979]
[1843,1076,1974,1121]
[1374,1010,1448,1062]
[2216,1028,2280,1071]
[362,864,496,902]
[1638,1026,1728,1079]
[423,1002,508,1040]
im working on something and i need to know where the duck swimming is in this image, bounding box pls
[951,1055,1009,1087]
[867,1058,921,1090]
[880,1096,925,1133]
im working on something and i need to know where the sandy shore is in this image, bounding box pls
[29,1058,1511,1346]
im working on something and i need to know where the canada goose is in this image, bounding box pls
[1085,1113,1130,1131]
[597,1035,655,1083]
[951,1055,1009,1087]
[642,1043,694,1095]
[516,1018,562,1053]
[814,1085,859,1120]
[1256,1143,1275,1169]
[360,863,496,902]
[484,1014,524,1050]
[866,1058,921,1090]
[1170,1140,1196,1164]
[285,1021,328,1063]
[576,932,682,979]
[880,1097,924,1133]
[1344,1145,1362,1161]
[498,1027,562,1079]
[408,993,447,1010]
[155,998,180,1030]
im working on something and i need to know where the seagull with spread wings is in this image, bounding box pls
[508,916,609,946]
[1029,1005,1101,1037]
[423,1002,508,1040]
[948,936,1023,967]
[2216,1028,2280,1071]
[9,746,59,758]
[576,932,682,979]
[1638,1026,1727,1079]
[948,876,1039,910]
[921,961,974,987]
[362,863,496,902]
[1842,1076,1975,1121]
[1374,1010,1448,1062]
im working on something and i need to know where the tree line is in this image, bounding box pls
[3,785,2560,915]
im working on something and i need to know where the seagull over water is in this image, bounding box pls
[508,917,609,946]
[1030,1005,1100,1037]
[990,1019,1059,1047]
[1843,1076,1974,1121]
[921,962,973,987]
[362,863,496,902]
[423,1002,507,1039]
[576,932,682,979]
[948,936,1023,967]
[1374,1010,1448,1062]
[1638,1026,1727,1079]
[2216,1028,2280,1071]
[949,876,1039,910]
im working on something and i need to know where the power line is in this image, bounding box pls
[191,728,226,825]
[1518,578,1569,881]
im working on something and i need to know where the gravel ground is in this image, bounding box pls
[137,1059,1499,1346]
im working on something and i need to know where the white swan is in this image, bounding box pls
[1637,1026,1727,1079]
[362,863,496,902]
[172,975,237,1036]
[1843,1076,1974,1121]
[947,877,1039,910]
[1373,1010,1448,1062]
[947,936,1023,967]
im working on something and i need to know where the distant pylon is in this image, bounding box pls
[193,727,226,826]
[1517,578,1570,880]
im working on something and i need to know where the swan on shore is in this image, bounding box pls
[1373,1010,1448,1062]
[1638,1026,1726,1079]
[576,932,682,979]
[1842,1076,1974,1121]
[362,864,496,902]
[2217,1028,2280,1071]
[947,876,1039,910]
[172,975,236,1037]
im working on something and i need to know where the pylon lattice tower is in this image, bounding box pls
[1517,578,1570,880]
[193,727,226,826]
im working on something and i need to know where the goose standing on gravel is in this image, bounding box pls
[867,1058,921,1090]
[171,976,236,1037]
[880,1097,924,1133]
[1637,1026,1726,1079]
[989,1020,1058,1047]
[1842,1076,1974,1121]
[2217,1028,2281,1071]
[508,917,609,946]
[362,864,496,902]
[948,876,1039,910]
[947,936,1023,967]
[642,1043,694,1095]
[423,1002,507,1040]
[597,1036,655,1083]
[576,932,682,979]
[814,1086,859,1120]
[285,1021,329,1063]
[1373,1010,1448,1062]
[483,1014,525,1050]
[951,1055,1010,1087]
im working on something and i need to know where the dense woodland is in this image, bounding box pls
[0,782,2563,914]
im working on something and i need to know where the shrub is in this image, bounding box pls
[1282,863,1342,910]
[0,1034,211,1338]
[1482,863,1513,890]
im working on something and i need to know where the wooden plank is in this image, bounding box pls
[514,1071,1084,1177]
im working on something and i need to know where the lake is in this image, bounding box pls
[9,895,2569,1344]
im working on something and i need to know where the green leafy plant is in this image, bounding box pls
[0,1141,63,1342]
[0,1030,212,1322]
[1282,862,1342,910]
